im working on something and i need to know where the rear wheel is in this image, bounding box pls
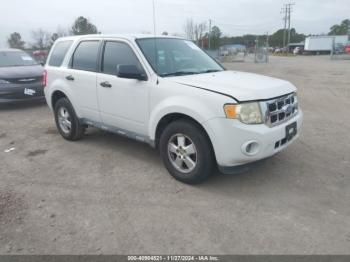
[159,119,215,184]
[54,98,85,141]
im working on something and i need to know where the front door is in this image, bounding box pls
[97,40,149,136]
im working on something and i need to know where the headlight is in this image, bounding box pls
[0,79,10,84]
[293,92,298,104]
[224,102,263,124]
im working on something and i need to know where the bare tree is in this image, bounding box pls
[194,22,207,45]
[31,29,51,50]
[183,19,207,45]
[184,18,195,40]
[47,27,71,49]
[56,26,71,37]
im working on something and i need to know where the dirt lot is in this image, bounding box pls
[0,55,349,254]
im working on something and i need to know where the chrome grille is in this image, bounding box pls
[264,93,298,127]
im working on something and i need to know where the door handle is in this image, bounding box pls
[65,75,75,81]
[100,81,112,88]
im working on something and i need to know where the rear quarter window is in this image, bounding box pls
[48,40,73,67]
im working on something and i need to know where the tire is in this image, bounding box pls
[54,97,85,141]
[159,119,215,184]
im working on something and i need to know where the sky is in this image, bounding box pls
[0,0,349,48]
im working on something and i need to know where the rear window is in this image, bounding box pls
[70,41,100,72]
[0,51,38,67]
[48,41,73,67]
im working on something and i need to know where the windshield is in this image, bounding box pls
[136,38,224,77]
[0,51,38,67]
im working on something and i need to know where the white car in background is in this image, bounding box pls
[44,34,302,184]
[293,47,301,55]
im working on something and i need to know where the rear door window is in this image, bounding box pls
[48,40,73,67]
[71,41,100,72]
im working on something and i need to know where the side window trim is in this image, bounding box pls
[69,40,102,72]
[99,40,148,78]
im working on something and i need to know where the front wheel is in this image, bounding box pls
[159,119,215,184]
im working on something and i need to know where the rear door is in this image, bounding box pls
[96,40,150,136]
[64,40,101,122]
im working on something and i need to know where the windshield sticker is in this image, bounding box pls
[185,41,201,51]
[21,56,33,61]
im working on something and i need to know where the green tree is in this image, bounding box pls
[71,16,99,35]
[7,32,25,49]
[218,29,305,49]
[220,34,260,48]
[268,29,285,47]
[269,28,305,47]
[329,19,350,35]
[210,26,222,49]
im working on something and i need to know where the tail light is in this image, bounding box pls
[42,70,47,87]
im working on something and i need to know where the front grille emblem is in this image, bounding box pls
[283,105,293,115]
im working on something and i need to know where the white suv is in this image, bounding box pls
[44,34,303,184]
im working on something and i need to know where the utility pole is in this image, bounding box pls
[266,32,269,63]
[208,19,212,50]
[266,32,269,48]
[281,4,288,50]
[287,3,295,53]
[281,3,295,53]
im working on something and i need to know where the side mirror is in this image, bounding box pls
[116,65,147,81]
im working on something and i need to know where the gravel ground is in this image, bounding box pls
[0,55,349,254]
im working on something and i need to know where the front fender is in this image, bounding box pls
[148,95,220,140]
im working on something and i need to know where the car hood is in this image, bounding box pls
[0,65,44,79]
[168,70,296,102]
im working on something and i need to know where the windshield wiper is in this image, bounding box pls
[160,71,199,77]
[200,69,222,73]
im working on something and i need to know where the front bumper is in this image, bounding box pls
[203,110,303,172]
[0,84,44,103]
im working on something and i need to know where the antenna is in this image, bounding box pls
[152,0,157,36]
[152,0,159,84]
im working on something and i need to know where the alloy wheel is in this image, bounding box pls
[167,133,198,173]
